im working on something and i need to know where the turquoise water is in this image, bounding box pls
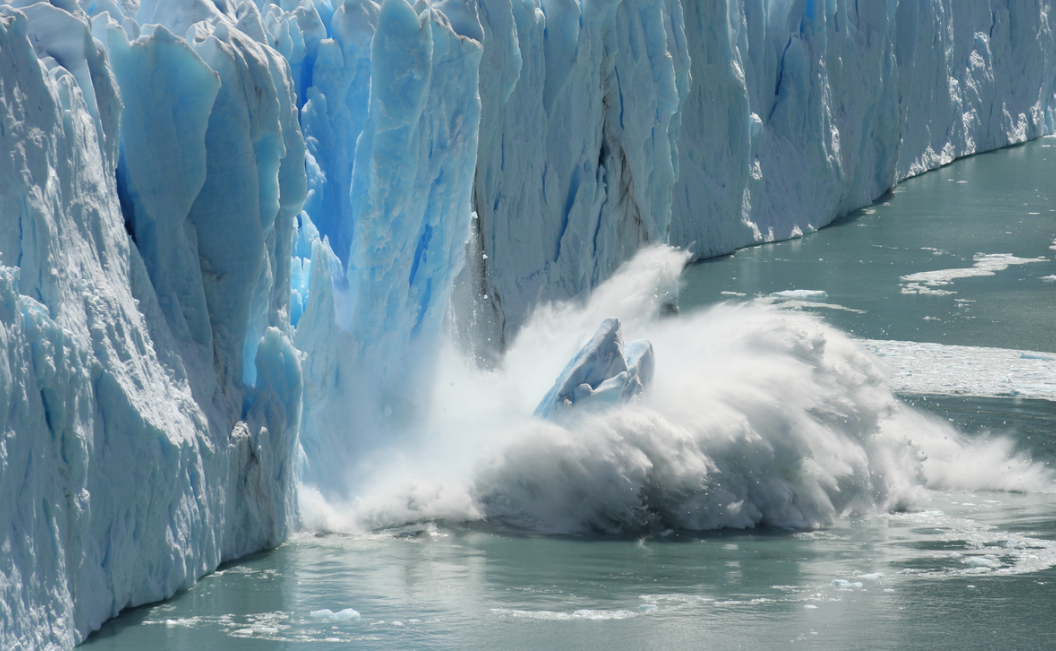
[84,139,1056,650]
[85,490,1056,651]
[680,136,1056,351]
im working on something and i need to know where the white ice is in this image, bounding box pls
[310,608,360,620]
[533,317,655,418]
[900,253,1047,295]
[770,290,829,300]
[867,340,1056,401]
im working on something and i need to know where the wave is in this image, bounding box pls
[299,247,1054,534]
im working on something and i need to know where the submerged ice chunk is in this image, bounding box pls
[534,318,654,418]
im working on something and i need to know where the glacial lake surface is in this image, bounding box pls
[85,138,1056,650]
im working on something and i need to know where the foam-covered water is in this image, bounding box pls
[296,245,1051,536]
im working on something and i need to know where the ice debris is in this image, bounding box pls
[310,608,361,620]
[771,290,829,300]
[534,318,655,418]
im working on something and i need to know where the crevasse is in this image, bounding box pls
[0,0,1054,647]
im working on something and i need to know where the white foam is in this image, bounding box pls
[301,247,1054,535]
[887,508,1056,577]
[769,299,866,314]
[492,608,639,621]
[902,285,956,296]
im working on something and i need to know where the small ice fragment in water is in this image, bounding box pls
[770,290,828,300]
[832,580,863,589]
[639,604,658,613]
[311,608,361,620]
[804,604,819,609]
[1018,351,1053,360]
[860,573,885,581]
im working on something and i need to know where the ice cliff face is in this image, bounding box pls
[0,4,303,648]
[459,0,1056,347]
[1,0,1055,646]
[670,0,1056,262]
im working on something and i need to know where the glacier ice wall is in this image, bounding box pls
[0,3,304,648]
[458,0,1056,346]
[268,0,483,493]
[670,0,1056,261]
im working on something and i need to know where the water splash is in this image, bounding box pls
[299,247,1053,534]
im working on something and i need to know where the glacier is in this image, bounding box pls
[0,0,1054,647]
[0,3,303,648]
